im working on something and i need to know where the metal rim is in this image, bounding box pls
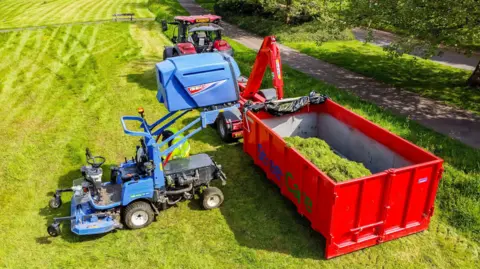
[207,195,221,208]
[131,210,149,226]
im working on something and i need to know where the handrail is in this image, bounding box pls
[120,116,152,138]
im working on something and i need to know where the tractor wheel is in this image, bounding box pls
[202,187,224,210]
[217,115,234,143]
[47,223,60,237]
[123,201,154,229]
[49,197,62,209]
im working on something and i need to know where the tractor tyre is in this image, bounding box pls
[123,201,154,229]
[202,187,224,210]
[49,197,62,209]
[47,224,60,237]
[217,115,234,143]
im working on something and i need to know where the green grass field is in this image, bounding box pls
[0,0,479,268]
[0,0,154,29]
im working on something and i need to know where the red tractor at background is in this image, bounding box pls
[161,15,234,59]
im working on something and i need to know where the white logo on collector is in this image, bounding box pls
[187,79,227,95]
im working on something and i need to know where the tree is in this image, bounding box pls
[345,0,480,87]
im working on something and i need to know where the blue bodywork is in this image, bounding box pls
[55,53,241,236]
[156,53,240,112]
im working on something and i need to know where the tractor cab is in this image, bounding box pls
[162,15,233,58]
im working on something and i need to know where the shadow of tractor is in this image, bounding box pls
[37,167,115,244]
[185,124,327,259]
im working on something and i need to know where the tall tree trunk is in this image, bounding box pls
[286,0,292,24]
[467,60,480,88]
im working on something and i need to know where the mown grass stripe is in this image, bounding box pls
[0,1,153,29]
[25,28,61,82]
[70,0,103,24]
[94,0,113,21]
[62,25,88,62]
[34,0,75,27]
[76,26,99,70]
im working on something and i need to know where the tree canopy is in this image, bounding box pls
[345,0,480,87]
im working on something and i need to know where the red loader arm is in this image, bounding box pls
[241,36,284,100]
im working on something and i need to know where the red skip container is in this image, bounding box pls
[242,99,444,259]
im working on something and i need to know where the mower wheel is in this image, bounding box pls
[123,201,154,229]
[202,187,224,210]
[47,224,60,237]
[217,115,234,143]
[49,197,62,209]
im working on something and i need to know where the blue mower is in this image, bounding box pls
[47,53,241,237]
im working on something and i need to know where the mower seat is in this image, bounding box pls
[119,166,140,181]
[164,153,214,175]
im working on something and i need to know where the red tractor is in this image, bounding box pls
[161,15,234,59]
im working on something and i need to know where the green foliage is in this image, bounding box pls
[345,0,480,51]
[285,136,371,182]
[216,0,329,24]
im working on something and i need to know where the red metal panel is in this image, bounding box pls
[242,99,443,259]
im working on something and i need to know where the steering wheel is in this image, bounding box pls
[85,148,105,168]
[87,155,105,168]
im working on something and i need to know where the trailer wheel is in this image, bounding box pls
[123,201,154,229]
[47,223,60,237]
[49,197,62,209]
[217,115,234,143]
[202,187,224,210]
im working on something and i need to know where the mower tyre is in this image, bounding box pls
[202,187,224,210]
[123,201,154,229]
[49,197,62,209]
[217,114,234,143]
[47,223,60,237]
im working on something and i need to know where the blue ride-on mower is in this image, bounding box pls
[47,53,241,237]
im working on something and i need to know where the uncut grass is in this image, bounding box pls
[285,137,371,182]
[0,0,154,29]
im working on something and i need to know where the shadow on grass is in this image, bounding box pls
[124,2,149,9]
[125,64,157,91]
[37,166,115,244]
[185,125,326,259]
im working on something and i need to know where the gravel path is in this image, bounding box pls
[352,28,480,71]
